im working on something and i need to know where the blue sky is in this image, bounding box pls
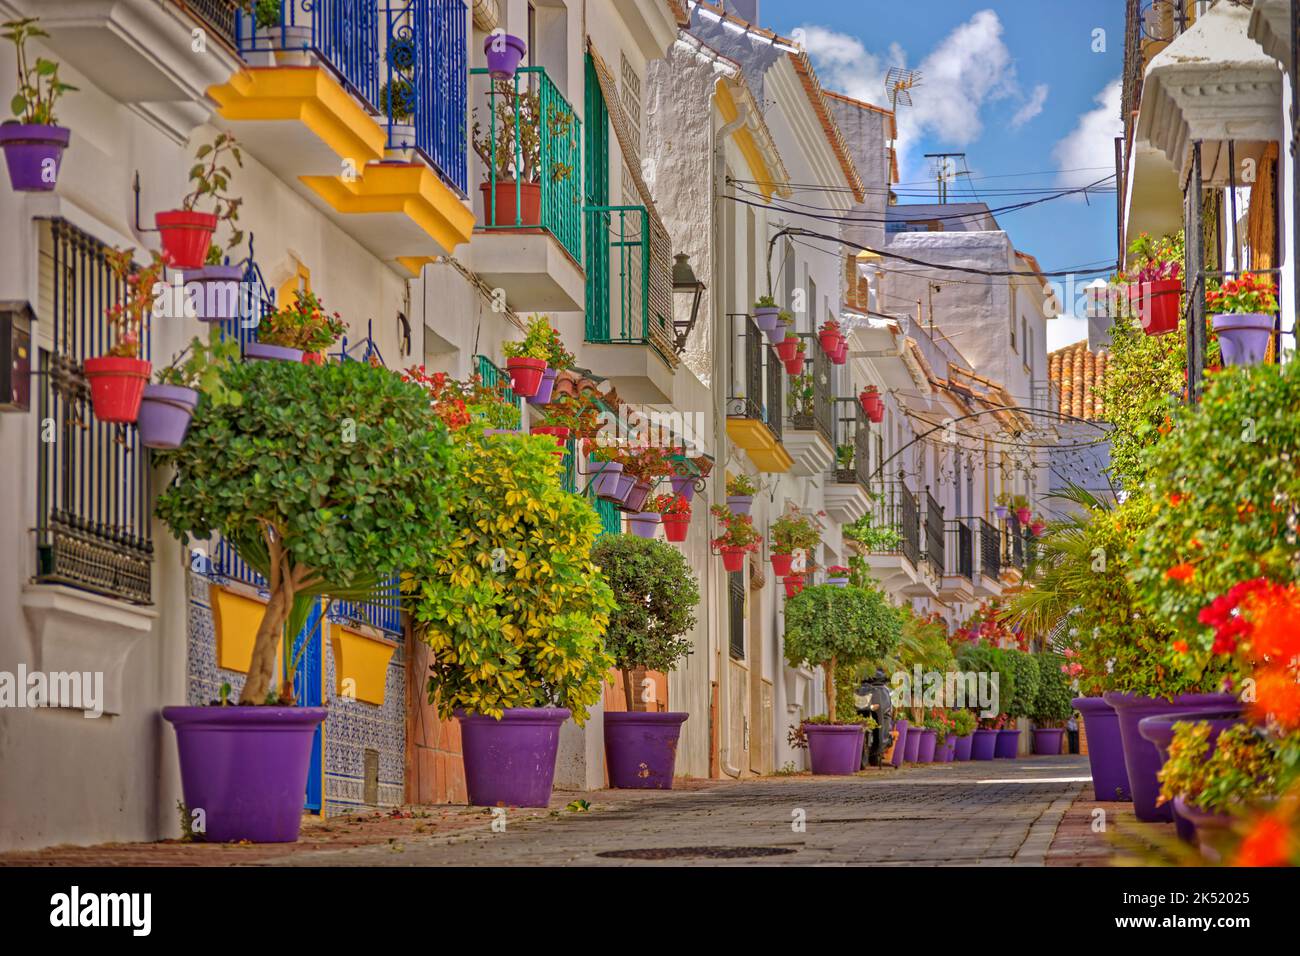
[758,0,1125,348]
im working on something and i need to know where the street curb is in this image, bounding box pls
[1013,781,1085,866]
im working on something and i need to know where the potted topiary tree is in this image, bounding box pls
[1031,652,1073,755]
[154,359,456,842]
[409,429,615,807]
[0,17,75,192]
[591,535,700,788]
[783,583,901,774]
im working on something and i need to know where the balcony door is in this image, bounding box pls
[583,51,610,338]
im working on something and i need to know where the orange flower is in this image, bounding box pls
[1251,666,1300,730]
[1233,813,1292,867]
[1172,640,1189,654]
[1168,492,1186,507]
[1165,563,1196,582]
[1242,585,1300,660]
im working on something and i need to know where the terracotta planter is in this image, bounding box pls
[83,356,151,424]
[156,209,218,270]
[480,180,541,228]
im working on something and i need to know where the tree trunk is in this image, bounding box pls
[826,655,837,724]
[240,588,287,704]
[621,667,635,712]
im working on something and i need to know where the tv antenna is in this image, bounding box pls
[886,67,921,111]
[924,152,968,204]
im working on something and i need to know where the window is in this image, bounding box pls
[728,570,745,659]
[35,218,154,604]
[619,53,641,205]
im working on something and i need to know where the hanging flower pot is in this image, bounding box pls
[531,425,570,450]
[504,356,547,397]
[137,383,199,449]
[1015,506,1032,525]
[1029,519,1046,536]
[661,512,689,543]
[156,209,218,270]
[1211,313,1273,367]
[621,478,652,514]
[528,366,558,405]
[590,459,627,502]
[185,264,244,323]
[726,494,753,515]
[753,306,781,335]
[773,336,799,362]
[627,511,661,538]
[669,474,695,501]
[83,356,152,424]
[0,122,70,192]
[782,574,805,598]
[720,546,747,572]
[993,504,1008,521]
[831,338,848,365]
[825,566,850,587]
[244,341,304,363]
[770,551,794,576]
[782,354,805,377]
[484,32,527,79]
[1131,278,1181,336]
[859,386,882,421]
[818,328,841,355]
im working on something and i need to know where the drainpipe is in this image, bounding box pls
[714,95,750,780]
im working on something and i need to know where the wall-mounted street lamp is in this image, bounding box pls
[672,253,706,352]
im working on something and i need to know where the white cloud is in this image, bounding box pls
[1052,78,1122,191]
[798,10,1021,179]
[1047,314,1089,352]
[1010,83,1049,129]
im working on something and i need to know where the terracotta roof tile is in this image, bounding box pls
[1048,340,1109,421]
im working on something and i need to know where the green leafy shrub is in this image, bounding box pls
[1158,723,1283,813]
[1033,652,1074,725]
[155,359,455,704]
[955,645,1015,721]
[783,584,901,723]
[409,431,615,723]
[1004,649,1040,718]
[591,535,700,709]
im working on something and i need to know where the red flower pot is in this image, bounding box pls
[156,209,218,270]
[1015,507,1032,525]
[505,356,547,397]
[783,574,805,598]
[661,512,689,543]
[532,425,571,449]
[1030,520,1045,536]
[770,552,794,576]
[720,546,746,572]
[783,355,805,376]
[302,351,326,365]
[832,339,848,365]
[859,388,881,418]
[1131,278,1181,336]
[818,329,841,355]
[82,356,152,424]
[773,337,799,361]
[480,180,541,228]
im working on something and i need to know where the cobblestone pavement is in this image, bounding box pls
[266,756,1094,867]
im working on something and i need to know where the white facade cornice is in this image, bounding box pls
[766,57,852,214]
[1247,0,1293,70]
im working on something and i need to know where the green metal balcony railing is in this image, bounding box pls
[474,354,520,428]
[584,204,676,364]
[471,66,583,263]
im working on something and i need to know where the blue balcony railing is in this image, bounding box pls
[236,1,380,108]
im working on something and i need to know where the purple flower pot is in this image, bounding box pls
[971,728,998,760]
[994,728,1020,758]
[763,322,787,346]
[245,341,303,363]
[890,719,909,768]
[1032,727,1065,756]
[915,728,937,763]
[590,460,626,501]
[903,724,922,762]
[185,264,244,322]
[456,707,569,807]
[938,735,956,762]
[1172,796,1233,861]
[627,511,661,538]
[1138,707,1243,843]
[527,366,557,405]
[669,474,695,502]
[804,723,866,775]
[621,479,652,514]
[726,494,754,516]
[484,32,527,78]
[825,577,849,587]
[1103,691,1238,822]
[137,384,199,449]
[162,705,326,843]
[993,505,1008,521]
[1212,312,1273,367]
[753,306,781,334]
[953,734,973,761]
[1073,696,1131,802]
[0,123,70,192]
[604,711,688,789]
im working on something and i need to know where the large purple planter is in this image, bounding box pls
[953,734,973,761]
[726,494,754,516]
[995,728,1020,758]
[0,123,70,192]
[1172,796,1233,862]
[1104,691,1237,822]
[1032,727,1065,756]
[456,707,569,807]
[484,32,527,78]
[604,711,688,789]
[1212,312,1273,367]
[1073,696,1131,802]
[902,724,922,762]
[185,264,244,322]
[527,366,557,405]
[890,719,909,768]
[138,384,199,449]
[937,735,956,762]
[971,728,998,760]
[915,728,937,763]
[162,705,326,843]
[805,723,866,775]
[1138,707,1243,843]
[627,511,660,538]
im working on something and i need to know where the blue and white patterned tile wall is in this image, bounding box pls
[186,571,406,816]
